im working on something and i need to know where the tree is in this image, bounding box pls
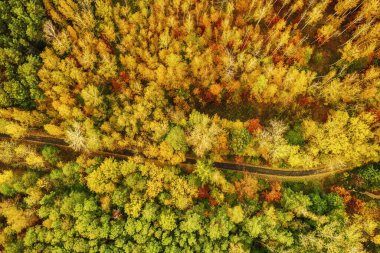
[208,207,235,240]
[302,111,379,168]
[44,124,64,136]
[0,200,39,233]
[262,181,282,203]
[165,126,188,152]
[159,209,177,231]
[81,85,103,107]
[281,188,314,219]
[0,0,45,108]
[86,158,121,194]
[227,205,245,224]
[41,145,60,165]
[309,192,328,215]
[285,124,305,146]
[229,127,251,154]
[0,170,16,196]
[246,118,262,134]
[65,122,87,151]
[187,111,224,157]
[358,164,380,191]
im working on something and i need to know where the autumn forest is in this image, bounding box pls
[0,0,379,252]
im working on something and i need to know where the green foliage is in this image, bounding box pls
[227,205,245,224]
[281,188,312,218]
[229,128,251,154]
[180,211,203,233]
[1,154,377,253]
[165,126,188,152]
[347,58,368,74]
[0,170,16,196]
[194,159,213,185]
[0,0,45,108]
[0,0,380,252]
[159,209,177,231]
[309,192,328,215]
[285,124,305,146]
[358,164,380,190]
[41,145,60,165]
[326,192,345,211]
[208,207,235,240]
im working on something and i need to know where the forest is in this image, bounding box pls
[0,0,379,252]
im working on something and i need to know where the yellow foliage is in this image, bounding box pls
[302,111,380,167]
[334,0,361,15]
[4,122,27,138]
[25,153,45,167]
[0,109,45,127]
[373,234,380,245]
[100,195,111,212]
[0,170,14,184]
[0,201,39,233]
[14,144,30,158]
[124,192,144,218]
[228,205,245,224]
[52,31,71,55]
[86,158,120,194]
[44,124,64,136]
[32,0,380,170]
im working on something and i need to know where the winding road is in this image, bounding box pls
[0,132,349,179]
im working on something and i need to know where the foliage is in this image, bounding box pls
[0,150,378,252]
[0,0,45,108]
[41,145,60,165]
[165,126,188,152]
[285,124,305,146]
[1,1,380,251]
[229,127,251,154]
[357,164,380,191]
[0,0,372,170]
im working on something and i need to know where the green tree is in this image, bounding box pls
[165,126,188,152]
[285,124,305,146]
[309,192,328,215]
[0,0,45,108]
[41,145,60,165]
[358,164,380,190]
[229,128,251,154]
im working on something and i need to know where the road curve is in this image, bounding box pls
[0,133,349,179]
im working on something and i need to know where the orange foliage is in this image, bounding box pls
[367,109,380,122]
[297,95,314,106]
[234,156,244,164]
[111,72,130,91]
[330,185,365,214]
[197,185,220,206]
[273,53,285,64]
[209,84,223,96]
[208,196,219,207]
[330,186,352,204]
[247,118,262,134]
[119,71,129,83]
[348,197,365,214]
[262,181,282,203]
[201,89,217,103]
[235,15,246,27]
[111,79,122,91]
[235,0,249,12]
[198,185,210,199]
[234,173,258,200]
